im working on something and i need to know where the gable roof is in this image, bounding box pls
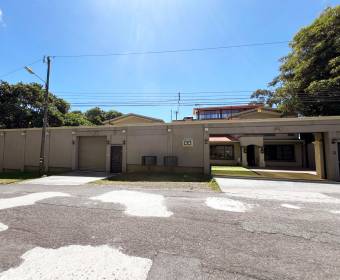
[228,107,282,119]
[103,113,164,125]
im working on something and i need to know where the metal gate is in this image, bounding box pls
[110,145,122,173]
[78,136,106,171]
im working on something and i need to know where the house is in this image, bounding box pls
[193,104,264,120]
[103,113,164,125]
[193,105,311,169]
[0,115,339,181]
[226,107,283,119]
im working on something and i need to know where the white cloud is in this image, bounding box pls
[0,8,5,27]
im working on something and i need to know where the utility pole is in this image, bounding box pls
[175,91,181,120]
[39,56,51,176]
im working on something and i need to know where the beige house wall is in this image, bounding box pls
[48,130,73,171]
[236,111,280,119]
[0,116,339,180]
[324,131,339,180]
[3,131,25,171]
[0,132,4,171]
[126,126,168,166]
[172,126,204,168]
[24,130,41,170]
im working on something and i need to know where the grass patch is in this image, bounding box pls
[211,166,259,177]
[211,165,320,181]
[209,178,221,192]
[94,172,221,192]
[98,172,212,183]
[0,171,40,184]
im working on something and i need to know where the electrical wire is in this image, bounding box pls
[52,41,290,58]
[0,58,43,78]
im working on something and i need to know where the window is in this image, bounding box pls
[199,110,220,120]
[210,145,234,160]
[264,145,295,161]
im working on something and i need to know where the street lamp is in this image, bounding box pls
[25,56,51,176]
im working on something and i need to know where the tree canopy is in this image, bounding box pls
[0,81,122,128]
[84,107,122,125]
[251,6,340,116]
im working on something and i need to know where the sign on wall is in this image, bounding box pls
[183,138,194,147]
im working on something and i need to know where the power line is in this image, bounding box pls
[68,98,340,107]
[53,89,338,96]
[0,59,43,79]
[52,41,290,58]
[0,40,290,79]
[60,93,340,99]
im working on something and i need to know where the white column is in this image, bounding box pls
[71,132,78,171]
[259,146,266,168]
[313,132,325,179]
[106,135,111,173]
[203,127,210,174]
[241,146,248,167]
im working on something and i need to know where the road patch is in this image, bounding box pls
[281,204,301,209]
[0,245,152,280]
[91,190,173,217]
[0,192,70,210]
[0,223,8,232]
[205,197,253,212]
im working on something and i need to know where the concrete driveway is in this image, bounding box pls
[216,177,340,193]
[0,182,340,279]
[21,171,108,186]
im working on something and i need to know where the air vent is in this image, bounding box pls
[164,156,178,167]
[142,156,157,166]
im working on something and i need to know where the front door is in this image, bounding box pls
[247,145,256,167]
[110,146,122,173]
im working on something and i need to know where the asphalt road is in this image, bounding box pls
[0,182,340,279]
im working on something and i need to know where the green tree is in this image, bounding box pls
[84,107,106,125]
[104,110,123,121]
[249,89,274,106]
[252,6,340,116]
[64,112,93,126]
[0,81,70,128]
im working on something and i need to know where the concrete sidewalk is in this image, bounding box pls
[21,171,108,186]
[215,177,340,193]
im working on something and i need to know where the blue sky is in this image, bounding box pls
[0,0,338,121]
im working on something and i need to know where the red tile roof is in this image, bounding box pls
[209,135,240,142]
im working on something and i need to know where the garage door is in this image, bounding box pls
[78,136,106,171]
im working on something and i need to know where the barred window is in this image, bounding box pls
[210,145,235,160]
[264,145,295,161]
